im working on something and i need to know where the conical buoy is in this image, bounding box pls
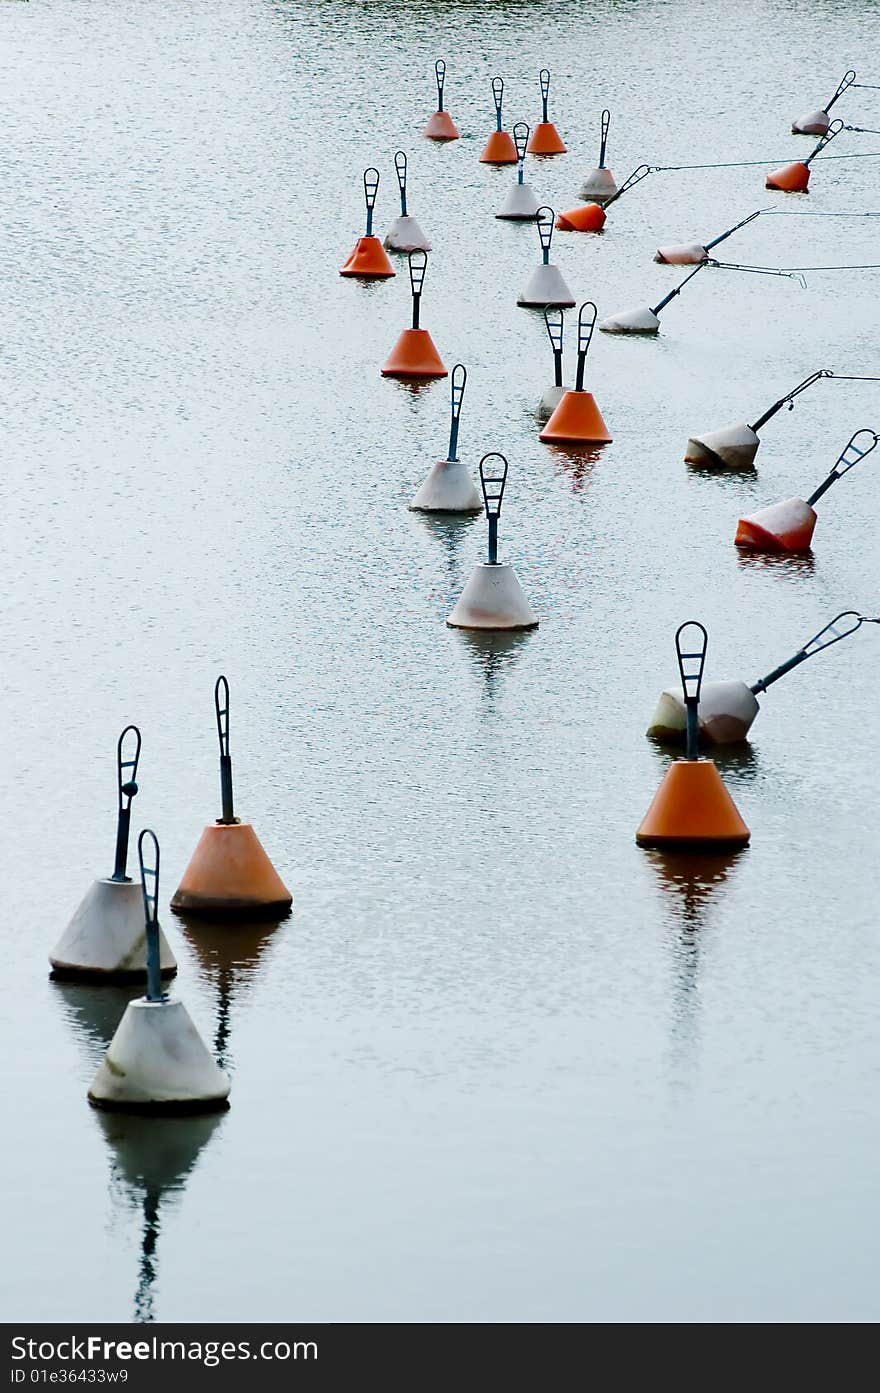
[556,204,606,232]
[517,207,574,308]
[496,123,541,221]
[384,151,431,252]
[655,208,763,265]
[170,677,293,919]
[735,428,878,553]
[50,726,177,982]
[601,259,706,336]
[578,109,618,202]
[90,831,230,1114]
[340,168,396,279]
[381,249,447,378]
[447,454,538,631]
[410,364,482,512]
[791,71,854,135]
[539,302,612,444]
[424,59,459,141]
[535,305,565,422]
[480,78,518,164]
[766,119,843,191]
[637,623,750,849]
[685,368,834,470]
[526,69,566,154]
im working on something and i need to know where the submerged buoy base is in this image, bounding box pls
[50,878,177,982]
[539,390,612,444]
[636,760,750,848]
[647,681,761,746]
[765,161,810,192]
[170,822,293,919]
[409,459,482,513]
[381,327,447,379]
[685,421,760,470]
[734,496,816,553]
[526,122,566,155]
[555,203,606,233]
[424,111,459,141]
[447,562,538,631]
[535,384,566,423]
[383,215,431,253]
[517,262,575,308]
[339,236,396,279]
[88,998,230,1114]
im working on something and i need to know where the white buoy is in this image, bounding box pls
[791,71,855,136]
[654,242,708,265]
[578,110,617,202]
[535,306,566,421]
[89,830,230,1114]
[648,681,761,745]
[384,152,431,252]
[410,364,481,513]
[497,122,540,222]
[536,384,566,422]
[685,420,760,469]
[599,304,660,335]
[517,206,574,307]
[446,454,538,631]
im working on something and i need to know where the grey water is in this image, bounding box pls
[2,0,880,1323]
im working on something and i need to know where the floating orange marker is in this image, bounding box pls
[526,69,566,155]
[340,168,395,279]
[381,249,447,379]
[791,70,855,135]
[424,59,459,141]
[735,428,879,552]
[171,678,292,920]
[556,163,651,235]
[539,303,612,445]
[766,118,843,191]
[480,78,518,164]
[637,623,750,850]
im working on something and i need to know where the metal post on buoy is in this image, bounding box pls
[574,301,598,391]
[703,208,765,252]
[138,829,165,1004]
[824,70,857,114]
[804,117,844,167]
[447,364,466,461]
[602,163,652,211]
[750,369,832,430]
[363,167,379,237]
[545,307,564,388]
[750,611,874,694]
[394,151,407,216]
[651,261,707,316]
[514,123,529,183]
[805,427,879,505]
[492,77,504,132]
[539,68,550,124]
[215,675,238,826]
[598,108,610,168]
[435,59,446,113]
[675,621,708,762]
[480,452,509,565]
[537,205,553,265]
[409,248,426,329]
[110,725,142,882]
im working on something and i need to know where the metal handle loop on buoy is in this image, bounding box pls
[574,302,598,391]
[675,621,708,761]
[750,368,833,430]
[394,151,407,216]
[603,163,652,210]
[707,259,807,289]
[492,77,504,130]
[536,206,554,261]
[408,248,427,328]
[111,724,142,882]
[806,427,880,505]
[447,364,467,461]
[539,68,551,122]
[825,70,856,112]
[599,109,611,167]
[137,828,164,1004]
[544,306,564,386]
[651,260,706,315]
[479,452,508,564]
[704,207,766,252]
[214,674,238,826]
[805,117,844,166]
[363,167,380,236]
[435,59,446,112]
[751,610,867,694]
[513,122,529,178]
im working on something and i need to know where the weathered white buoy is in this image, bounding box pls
[655,208,764,265]
[384,152,431,252]
[496,123,541,221]
[517,207,574,308]
[685,368,833,470]
[447,454,538,631]
[410,364,482,513]
[535,306,566,421]
[89,831,230,1114]
[601,261,706,336]
[50,726,177,982]
[578,109,618,202]
[791,71,855,135]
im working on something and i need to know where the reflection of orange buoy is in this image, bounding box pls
[480,78,517,164]
[767,118,843,191]
[424,60,459,141]
[539,302,611,444]
[555,203,606,232]
[526,69,566,154]
[340,168,395,279]
[381,250,447,379]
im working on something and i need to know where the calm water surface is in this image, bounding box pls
[2,0,880,1322]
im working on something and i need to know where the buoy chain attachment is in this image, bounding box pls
[707,258,807,288]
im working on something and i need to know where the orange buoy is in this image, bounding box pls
[170,677,292,920]
[555,203,606,232]
[539,302,612,444]
[526,69,566,155]
[424,60,459,141]
[381,250,447,379]
[340,168,396,279]
[637,622,750,850]
[766,118,843,191]
[480,78,518,164]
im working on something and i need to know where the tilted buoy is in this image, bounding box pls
[648,610,876,745]
[685,368,832,470]
[410,364,481,512]
[496,123,541,220]
[480,77,517,164]
[766,118,843,191]
[90,831,230,1114]
[791,70,855,135]
[539,302,612,444]
[381,249,447,378]
[424,59,459,141]
[578,109,617,202]
[535,306,566,422]
[735,427,879,552]
[50,727,177,982]
[447,454,538,631]
[171,677,293,919]
[600,259,706,336]
[557,163,652,234]
[384,151,431,252]
[339,167,396,279]
[637,623,750,849]
[517,206,575,308]
[655,207,763,265]
[526,69,566,155]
